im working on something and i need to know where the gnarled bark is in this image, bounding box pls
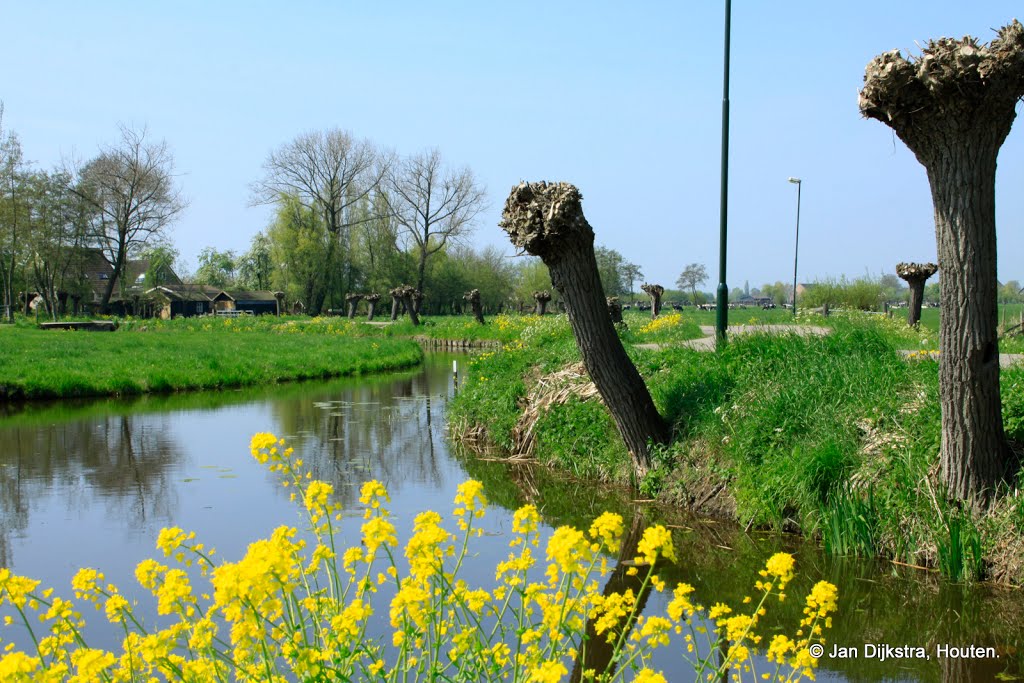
[532,290,551,316]
[273,291,286,316]
[501,181,669,479]
[860,20,1024,505]
[641,283,664,319]
[896,262,938,327]
[412,289,424,316]
[464,288,484,324]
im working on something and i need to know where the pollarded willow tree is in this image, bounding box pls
[641,283,664,319]
[464,288,484,324]
[859,20,1024,505]
[895,262,937,327]
[501,182,669,479]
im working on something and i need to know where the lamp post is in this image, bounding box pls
[788,177,802,316]
[715,0,732,342]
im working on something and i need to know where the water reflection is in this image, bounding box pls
[0,355,1022,682]
[270,370,447,508]
[459,455,1024,683]
[0,415,181,566]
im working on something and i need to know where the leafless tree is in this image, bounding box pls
[252,129,383,313]
[860,20,1024,505]
[384,148,486,296]
[71,126,185,313]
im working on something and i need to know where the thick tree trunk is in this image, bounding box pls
[345,293,363,319]
[858,23,1024,505]
[393,285,420,326]
[402,294,420,326]
[501,182,669,479]
[928,143,1012,503]
[896,263,937,327]
[906,280,925,326]
[390,288,402,321]
[641,283,663,319]
[365,294,380,321]
[533,291,551,316]
[550,240,669,477]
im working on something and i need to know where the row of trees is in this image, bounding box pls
[1,111,655,320]
[245,130,651,316]
[1,110,185,320]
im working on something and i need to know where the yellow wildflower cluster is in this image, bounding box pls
[0,433,837,682]
[905,349,940,361]
[639,312,683,335]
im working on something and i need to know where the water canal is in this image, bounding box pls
[1,353,1021,682]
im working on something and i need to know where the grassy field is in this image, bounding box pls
[449,310,1024,584]
[0,320,422,399]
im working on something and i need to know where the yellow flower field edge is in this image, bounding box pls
[0,434,837,682]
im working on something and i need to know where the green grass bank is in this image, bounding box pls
[449,310,1024,584]
[0,318,423,400]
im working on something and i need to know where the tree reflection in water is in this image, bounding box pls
[0,415,180,566]
[267,359,451,507]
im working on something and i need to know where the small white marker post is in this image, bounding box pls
[453,359,459,389]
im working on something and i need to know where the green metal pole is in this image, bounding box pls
[715,0,731,342]
[791,179,801,316]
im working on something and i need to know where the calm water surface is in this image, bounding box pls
[1,353,1021,682]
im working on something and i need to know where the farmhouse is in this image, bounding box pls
[145,285,284,319]
[211,290,280,316]
[145,285,221,319]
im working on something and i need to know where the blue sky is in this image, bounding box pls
[2,1,1022,290]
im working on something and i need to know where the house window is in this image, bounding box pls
[99,273,110,280]
[196,303,204,313]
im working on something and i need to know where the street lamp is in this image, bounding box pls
[715,0,732,342]
[788,177,802,316]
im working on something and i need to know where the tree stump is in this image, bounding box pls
[895,262,938,327]
[860,21,1024,505]
[464,289,485,324]
[641,283,664,319]
[500,181,669,480]
[533,290,551,316]
[412,289,424,316]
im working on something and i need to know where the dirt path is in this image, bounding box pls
[634,324,831,352]
[633,324,1024,368]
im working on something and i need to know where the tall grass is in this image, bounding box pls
[450,313,1024,583]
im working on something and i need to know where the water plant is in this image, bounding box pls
[0,433,837,682]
